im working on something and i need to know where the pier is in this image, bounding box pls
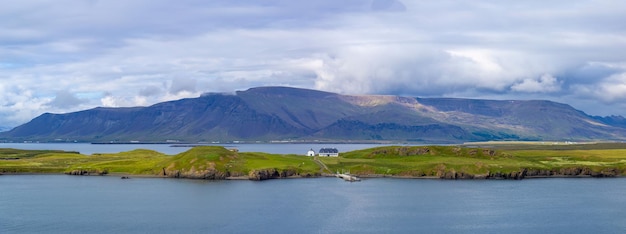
[313,156,361,182]
[336,171,361,182]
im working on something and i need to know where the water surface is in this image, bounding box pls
[2,175,626,233]
[0,143,392,155]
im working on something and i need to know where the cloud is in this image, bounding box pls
[371,0,407,12]
[573,72,626,103]
[511,74,562,93]
[46,90,88,109]
[598,73,626,102]
[0,84,51,127]
[139,85,164,97]
[100,93,150,108]
[1,0,626,127]
[169,78,197,95]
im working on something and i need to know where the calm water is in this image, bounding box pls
[2,175,626,233]
[0,143,392,155]
[3,144,626,233]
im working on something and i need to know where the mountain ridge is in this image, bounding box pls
[1,86,625,143]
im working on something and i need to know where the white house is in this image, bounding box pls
[306,149,316,156]
[318,148,339,157]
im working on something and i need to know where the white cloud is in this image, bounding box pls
[0,84,51,126]
[100,94,151,108]
[47,90,88,109]
[169,78,197,95]
[100,95,118,108]
[583,72,626,102]
[1,0,626,127]
[511,74,562,93]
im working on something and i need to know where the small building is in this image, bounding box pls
[318,148,339,157]
[306,149,316,156]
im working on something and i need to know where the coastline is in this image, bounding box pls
[2,171,623,181]
[3,145,626,181]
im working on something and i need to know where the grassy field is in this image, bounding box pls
[0,146,321,178]
[316,144,626,178]
[2,143,626,179]
[318,146,516,176]
[0,148,167,174]
[154,147,321,178]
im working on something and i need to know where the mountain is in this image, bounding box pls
[1,86,625,143]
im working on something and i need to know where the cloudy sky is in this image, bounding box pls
[1,0,626,129]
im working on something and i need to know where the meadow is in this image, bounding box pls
[320,144,626,178]
[2,143,626,179]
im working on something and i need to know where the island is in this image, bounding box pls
[2,143,626,180]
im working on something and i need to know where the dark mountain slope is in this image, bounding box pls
[237,87,366,130]
[4,93,305,142]
[1,86,625,143]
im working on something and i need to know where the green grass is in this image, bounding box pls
[318,145,626,177]
[0,152,87,173]
[70,149,167,174]
[316,146,517,176]
[157,147,320,177]
[156,146,242,176]
[0,148,79,159]
[465,142,626,150]
[241,152,320,174]
[0,149,166,174]
[505,149,626,171]
[3,144,626,178]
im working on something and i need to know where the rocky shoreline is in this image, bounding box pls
[2,171,623,181]
[3,166,621,181]
[359,167,621,180]
[59,166,621,181]
[149,167,321,181]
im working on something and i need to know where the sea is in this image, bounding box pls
[0,142,395,155]
[2,143,626,233]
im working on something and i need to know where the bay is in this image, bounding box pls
[2,175,626,233]
[2,143,626,233]
[0,143,393,155]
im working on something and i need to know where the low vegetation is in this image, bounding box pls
[0,146,322,179]
[2,143,626,180]
[319,144,626,178]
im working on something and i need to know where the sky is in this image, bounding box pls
[1,0,626,130]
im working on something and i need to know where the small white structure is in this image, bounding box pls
[306,149,316,156]
[318,148,339,157]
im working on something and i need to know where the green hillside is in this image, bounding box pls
[2,144,626,180]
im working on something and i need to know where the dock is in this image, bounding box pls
[313,156,361,182]
[336,173,361,182]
